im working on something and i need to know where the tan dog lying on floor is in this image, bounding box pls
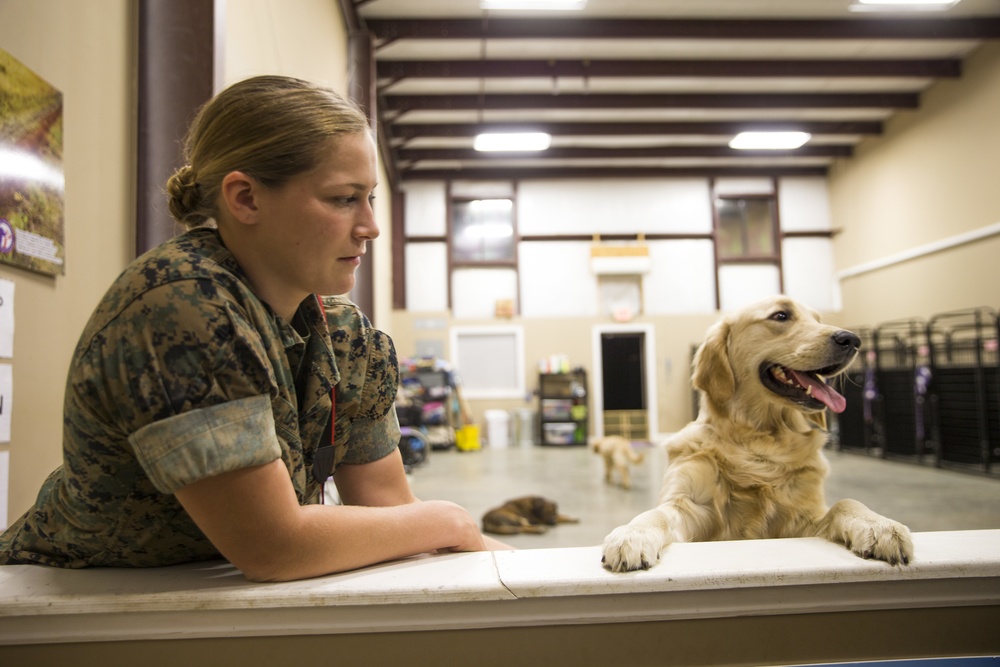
[482,495,579,535]
[602,296,914,572]
[591,435,645,490]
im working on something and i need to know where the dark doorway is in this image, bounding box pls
[601,333,648,439]
[602,333,645,410]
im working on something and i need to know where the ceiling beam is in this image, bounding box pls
[390,120,883,139]
[383,92,918,112]
[378,58,961,80]
[399,165,830,180]
[397,145,854,161]
[368,17,1000,42]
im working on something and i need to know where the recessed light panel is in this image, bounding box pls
[474,132,552,152]
[849,0,960,11]
[729,132,812,150]
[481,0,587,10]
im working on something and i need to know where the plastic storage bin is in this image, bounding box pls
[542,423,576,445]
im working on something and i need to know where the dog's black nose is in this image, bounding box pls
[833,330,862,350]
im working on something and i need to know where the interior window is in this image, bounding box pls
[451,198,516,263]
[716,197,777,260]
[713,189,783,309]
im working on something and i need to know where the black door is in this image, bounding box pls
[601,332,646,411]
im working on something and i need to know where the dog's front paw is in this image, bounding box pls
[601,524,667,572]
[846,518,913,566]
[829,502,914,566]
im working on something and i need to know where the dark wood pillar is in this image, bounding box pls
[135,0,218,256]
[347,30,378,321]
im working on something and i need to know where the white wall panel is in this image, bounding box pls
[718,264,781,313]
[779,177,832,232]
[451,180,514,199]
[519,241,598,317]
[713,178,774,196]
[452,268,518,320]
[782,237,835,311]
[645,240,717,314]
[402,181,447,236]
[405,243,448,312]
[518,179,712,235]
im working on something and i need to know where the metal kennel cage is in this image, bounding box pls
[926,307,1000,473]
[871,318,932,462]
[833,326,876,454]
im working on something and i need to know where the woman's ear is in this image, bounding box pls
[692,319,735,406]
[219,171,259,226]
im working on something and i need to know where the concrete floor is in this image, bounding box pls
[406,442,1000,550]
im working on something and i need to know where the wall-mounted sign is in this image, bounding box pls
[0,48,64,276]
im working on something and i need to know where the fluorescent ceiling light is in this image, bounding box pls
[481,0,587,10]
[856,0,958,4]
[849,0,959,11]
[729,131,811,150]
[474,132,552,152]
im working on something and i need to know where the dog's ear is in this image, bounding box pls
[692,319,735,405]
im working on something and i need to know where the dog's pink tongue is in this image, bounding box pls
[790,370,847,413]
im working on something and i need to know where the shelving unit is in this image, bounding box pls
[396,358,464,451]
[538,369,588,446]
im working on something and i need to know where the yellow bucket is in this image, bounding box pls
[455,425,481,452]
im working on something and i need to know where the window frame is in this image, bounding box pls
[446,182,522,315]
[711,179,784,307]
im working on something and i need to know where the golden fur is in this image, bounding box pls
[591,435,645,490]
[601,296,914,572]
[482,495,578,535]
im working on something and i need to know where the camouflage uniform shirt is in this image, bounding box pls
[0,228,400,568]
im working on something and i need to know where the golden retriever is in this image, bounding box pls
[601,296,914,572]
[482,495,578,535]
[591,435,645,490]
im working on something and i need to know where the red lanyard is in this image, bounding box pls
[312,296,337,500]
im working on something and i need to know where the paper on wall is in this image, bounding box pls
[0,450,8,530]
[0,363,10,442]
[0,278,12,358]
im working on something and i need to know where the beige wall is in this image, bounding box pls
[0,0,136,523]
[829,41,1000,327]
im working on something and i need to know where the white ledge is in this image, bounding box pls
[1,530,998,646]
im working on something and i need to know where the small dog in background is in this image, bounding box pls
[591,435,645,490]
[481,495,578,535]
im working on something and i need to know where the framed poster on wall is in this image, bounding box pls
[0,48,65,276]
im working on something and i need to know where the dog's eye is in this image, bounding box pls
[769,310,790,322]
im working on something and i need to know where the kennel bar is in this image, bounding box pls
[926,307,1000,473]
[689,343,700,420]
[870,318,931,462]
[835,326,876,454]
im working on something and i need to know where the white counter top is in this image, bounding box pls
[1,530,998,645]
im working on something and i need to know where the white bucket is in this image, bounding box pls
[484,409,510,448]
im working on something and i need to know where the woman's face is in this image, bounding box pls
[238,132,379,319]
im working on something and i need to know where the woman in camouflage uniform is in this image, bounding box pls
[0,75,508,581]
